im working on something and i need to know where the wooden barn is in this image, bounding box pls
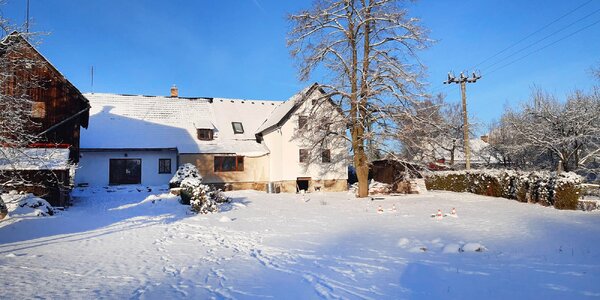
[0,32,90,206]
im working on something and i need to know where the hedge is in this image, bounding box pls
[425,170,581,210]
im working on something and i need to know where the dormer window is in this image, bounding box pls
[197,129,213,141]
[232,122,244,134]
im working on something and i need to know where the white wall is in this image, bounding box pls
[75,149,178,186]
[263,89,349,182]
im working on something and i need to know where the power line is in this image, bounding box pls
[479,6,600,73]
[427,1,598,96]
[472,0,594,70]
[484,17,600,77]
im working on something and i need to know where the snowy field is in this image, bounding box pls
[1,186,599,299]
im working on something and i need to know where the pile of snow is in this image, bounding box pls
[462,242,487,252]
[0,192,56,218]
[398,237,487,254]
[169,163,202,188]
[412,178,428,194]
[578,199,600,211]
[349,179,391,195]
[219,216,232,223]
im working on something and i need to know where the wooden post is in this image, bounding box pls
[443,72,481,170]
[460,80,471,170]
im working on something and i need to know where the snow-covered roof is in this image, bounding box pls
[0,148,70,170]
[211,98,279,140]
[255,84,317,134]
[82,93,279,156]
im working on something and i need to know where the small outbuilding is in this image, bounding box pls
[369,159,422,193]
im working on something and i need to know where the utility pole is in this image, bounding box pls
[443,71,481,170]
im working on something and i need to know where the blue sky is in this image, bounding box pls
[1,0,599,131]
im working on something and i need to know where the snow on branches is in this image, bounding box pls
[491,88,600,174]
[288,0,432,197]
[170,164,229,214]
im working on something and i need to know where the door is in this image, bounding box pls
[109,159,142,185]
[296,177,311,192]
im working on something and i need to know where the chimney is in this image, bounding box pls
[170,84,178,97]
[480,135,489,143]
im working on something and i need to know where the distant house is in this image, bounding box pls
[426,136,497,169]
[76,84,349,192]
[0,32,90,206]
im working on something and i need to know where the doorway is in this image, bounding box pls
[109,159,142,185]
[296,177,311,192]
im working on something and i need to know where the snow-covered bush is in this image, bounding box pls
[425,170,582,210]
[180,177,229,214]
[1,191,56,217]
[169,163,202,188]
[553,172,581,210]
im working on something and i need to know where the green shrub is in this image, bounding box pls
[425,170,581,210]
[553,173,581,210]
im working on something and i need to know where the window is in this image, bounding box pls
[232,122,244,134]
[159,159,171,174]
[312,99,318,105]
[299,149,309,163]
[197,129,213,141]
[31,102,46,118]
[214,156,244,172]
[321,149,331,163]
[298,116,308,129]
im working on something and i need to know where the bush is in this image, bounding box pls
[425,170,582,210]
[553,173,581,210]
[180,177,230,214]
[169,163,202,188]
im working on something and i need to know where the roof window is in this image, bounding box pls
[232,122,244,134]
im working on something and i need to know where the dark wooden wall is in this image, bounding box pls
[1,33,89,163]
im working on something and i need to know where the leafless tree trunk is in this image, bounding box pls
[289,0,431,197]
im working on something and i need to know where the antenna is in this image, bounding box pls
[25,0,30,34]
[91,66,94,93]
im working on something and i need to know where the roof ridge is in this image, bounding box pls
[84,92,283,103]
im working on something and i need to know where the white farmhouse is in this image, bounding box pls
[76,84,349,192]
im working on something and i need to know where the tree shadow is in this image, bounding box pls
[218,195,252,213]
[0,186,196,251]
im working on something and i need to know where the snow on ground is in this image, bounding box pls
[1,186,599,299]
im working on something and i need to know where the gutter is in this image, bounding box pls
[38,106,90,137]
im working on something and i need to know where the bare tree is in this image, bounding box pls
[503,88,600,173]
[591,64,600,81]
[396,92,481,171]
[288,0,431,197]
[434,100,467,166]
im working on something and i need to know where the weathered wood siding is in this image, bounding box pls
[1,33,89,163]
